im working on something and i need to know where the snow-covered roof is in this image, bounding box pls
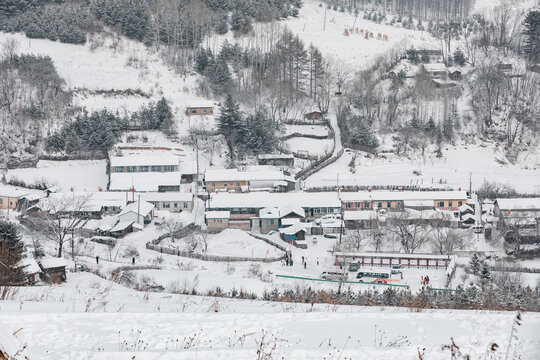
[205,211,230,219]
[461,213,476,221]
[257,154,295,160]
[110,221,134,232]
[403,200,434,207]
[343,211,378,221]
[459,204,474,213]
[340,190,467,202]
[259,207,280,219]
[447,66,461,73]
[40,257,72,269]
[110,155,179,167]
[141,192,193,202]
[204,167,293,183]
[20,257,41,274]
[84,215,118,231]
[119,200,155,217]
[0,184,30,198]
[279,222,308,235]
[209,192,341,209]
[496,198,540,211]
[423,63,447,72]
[132,223,144,230]
[281,218,300,226]
[186,100,214,108]
[280,205,306,218]
[109,172,181,192]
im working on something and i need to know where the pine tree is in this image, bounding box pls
[480,262,492,282]
[410,112,421,129]
[218,95,242,161]
[155,97,175,134]
[195,48,209,74]
[424,116,436,136]
[211,53,232,87]
[470,253,481,275]
[522,11,540,63]
[453,48,466,66]
[443,117,453,141]
[349,122,379,149]
[0,220,25,286]
[216,13,229,35]
[238,110,278,156]
[407,48,420,64]
[230,10,251,34]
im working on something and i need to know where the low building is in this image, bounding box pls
[303,111,323,121]
[448,67,462,80]
[186,102,214,116]
[21,257,41,285]
[0,185,30,211]
[141,192,193,213]
[279,222,308,241]
[109,221,141,237]
[343,211,378,229]
[207,192,341,225]
[341,190,468,212]
[118,200,155,225]
[39,257,71,283]
[422,63,447,79]
[204,167,295,193]
[334,252,454,269]
[494,198,540,241]
[257,154,295,168]
[432,79,457,89]
[110,155,179,174]
[205,211,230,232]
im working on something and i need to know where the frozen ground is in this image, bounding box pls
[284,124,329,137]
[284,137,334,156]
[1,272,539,360]
[304,144,540,193]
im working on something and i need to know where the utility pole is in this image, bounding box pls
[323,7,327,32]
[137,195,141,225]
[469,172,472,196]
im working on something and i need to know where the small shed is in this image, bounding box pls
[186,102,214,116]
[205,211,230,232]
[109,221,135,237]
[21,257,41,285]
[448,67,462,80]
[279,222,307,241]
[432,79,456,89]
[422,63,447,79]
[257,154,295,167]
[304,111,323,121]
[39,257,70,283]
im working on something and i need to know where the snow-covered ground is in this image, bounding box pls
[284,124,329,137]
[2,272,539,360]
[284,137,334,156]
[6,160,108,191]
[304,144,540,193]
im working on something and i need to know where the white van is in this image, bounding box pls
[320,271,348,281]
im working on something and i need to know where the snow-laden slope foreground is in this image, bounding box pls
[2,273,539,360]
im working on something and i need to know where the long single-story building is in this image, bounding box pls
[340,190,468,212]
[204,167,295,193]
[334,252,454,269]
[141,192,194,213]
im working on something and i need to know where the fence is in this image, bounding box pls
[248,233,288,251]
[296,149,344,181]
[280,133,330,141]
[145,243,286,263]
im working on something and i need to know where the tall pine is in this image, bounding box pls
[218,95,242,162]
[523,11,540,63]
[0,220,26,286]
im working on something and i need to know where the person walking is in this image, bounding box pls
[317,257,319,266]
[304,262,307,269]
[96,256,99,264]
[302,256,305,264]
[132,257,135,265]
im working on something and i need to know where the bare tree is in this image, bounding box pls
[160,217,184,242]
[386,210,432,254]
[462,35,478,67]
[37,194,91,258]
[1,37,20,63]
[344,228,369,252]
[431,215,464,255]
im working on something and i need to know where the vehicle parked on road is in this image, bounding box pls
[323,233,337,239]
[348,262,360,272]
[320,271,348,281]
[356,269,397,284]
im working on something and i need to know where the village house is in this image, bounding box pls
[257,154,295,168]
[207,192,341,231]
[118,200,155,225]
[279,222,308,244]
[109,155,182,192]
[0,185,40,211]
[422,63,448,79]
[303,110,323,121]
[343,211,379,229]
[141,192,194,213]
[249,205,306,234]
[431,79,457,89]
[205,211,230,232]
[494,198,540,241]
[204,167,295,193]
[447,67,462,80]
[39,257,71,284]
[21,257,41,285]
[340,190,468,212]
[186,101,214,116]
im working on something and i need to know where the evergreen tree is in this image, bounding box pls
[410,113,421,129]
[230,10,251,34]
[211,53,232,87]
[407,48,420,64]
[443,117,454,141]
[523,11,540,63]
[349,122,379,149]
[238,110,278,156]
[155,97,175,134]
[195,48,209,74]
[218,95,242,161]
[424,116,436,136]
[470,253,481,275]
[0,220,25,286]
[216,13,229,34]
[453,48,466,66]
[480,262,492,282]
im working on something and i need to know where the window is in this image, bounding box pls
[448,201,453,207]
[139,166,149,172]
[174,202,178,208]
[183,202,188,209]
[203,109,207,114]
[345,202,352,209]
[438,201,445,207]
[151,166,161,172]
[387,202,392,208]
[377,202,382,208]
[114,166,124,173]
[364,201,370,208]
[266,219,274,226]
[315,208,320,214]
[458,201,463,206]
[163,202,170,208]
[236,182,240,186]
[127,166,137,173]
[212,182,215,187]
[191,109,196,113]
[0,198,3,205]
[163,165,175,172]
[224,183,227,187]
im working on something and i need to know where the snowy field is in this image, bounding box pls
[6,160,108,191]
[304,145,540,193]
[284,137,334,156]
[2,272,540,360]
[284,124,329,137]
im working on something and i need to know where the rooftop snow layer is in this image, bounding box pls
[496,198,540,211]
[204,167,293,183]
[110,155,179,167]
[119,200,154,217]
[208,192,341,209]
[340,191,467,202]
[109,172,181,192]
